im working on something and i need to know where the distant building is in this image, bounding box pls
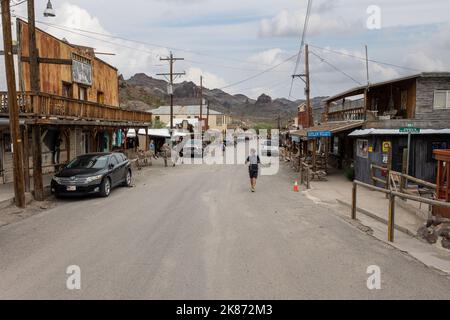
[150,105,231,132]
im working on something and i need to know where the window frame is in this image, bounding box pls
[356,139,369,159]
[433,90,450,110]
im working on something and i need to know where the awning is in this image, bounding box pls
[127,128,172,138]
[349,128,450,137]
[291,121,364,137]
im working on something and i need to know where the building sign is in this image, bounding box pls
[72,54,92,86]
[399,127,420,133]
[307,131,332,138]
[382,141,391,153]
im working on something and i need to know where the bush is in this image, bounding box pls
[344,166,355,181]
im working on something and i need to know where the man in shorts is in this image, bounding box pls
[245,148,261,192]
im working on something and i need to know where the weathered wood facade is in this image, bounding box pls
[17,19,119,106]
[0,19,151,189]
[336,73,450,184]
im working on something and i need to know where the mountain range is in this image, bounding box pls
[119,73,327,126]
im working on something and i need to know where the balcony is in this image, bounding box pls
[0,92,152,124]
[327,107,365,122]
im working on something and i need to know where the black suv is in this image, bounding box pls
[51,152,132,198]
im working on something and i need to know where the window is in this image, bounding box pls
[62,82,72,98]
[97,91,105,104]
[216,116,223,126]
[78,86,88,101]
[428,141,448,162]
[433,90,450,109]
[356,139,369,158]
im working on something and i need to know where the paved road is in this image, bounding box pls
[0,156,449,299]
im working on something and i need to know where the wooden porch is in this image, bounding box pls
[0,91,152,124]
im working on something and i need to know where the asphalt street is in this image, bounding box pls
[0,155,449,299]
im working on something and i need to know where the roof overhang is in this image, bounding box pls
[291,121,365,137]
[349,128,450,137]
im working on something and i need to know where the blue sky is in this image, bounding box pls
[3,0,450,100]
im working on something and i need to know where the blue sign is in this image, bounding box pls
[307,131,332,138]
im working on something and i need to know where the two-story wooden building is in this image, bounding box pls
[0,19,151,192]
[291,72,450,183]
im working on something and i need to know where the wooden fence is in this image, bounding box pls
[352,180,450,242]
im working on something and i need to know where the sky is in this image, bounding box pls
[1,0,450,100]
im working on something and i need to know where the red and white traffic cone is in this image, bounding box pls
[293,180,299,192]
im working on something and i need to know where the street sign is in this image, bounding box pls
[307,131,332,138]
[399,127,420,133]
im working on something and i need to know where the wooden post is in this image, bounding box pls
[306,165,310,189]
[65,129,71,162]
[400,148,408,197]
[352,182,357,219]
[2,0,26,207]
[28,0,41,93]
[300,162,304,185]
[145,127,149,152]
[22,126,30,192]
[388,193,396,242]
[32,125,44,201]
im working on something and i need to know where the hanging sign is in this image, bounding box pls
[307,131,332,138]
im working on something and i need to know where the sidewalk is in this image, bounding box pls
[287,165,450,274]
[0,175,53,210]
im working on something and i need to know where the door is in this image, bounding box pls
[0,133,3,183]
[108,155,121,186]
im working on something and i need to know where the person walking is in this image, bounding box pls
[161,142,175,167]
[245,148,261,192]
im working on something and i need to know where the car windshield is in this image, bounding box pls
[66,155,109,169]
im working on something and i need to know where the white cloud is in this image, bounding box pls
[42,3,169,79]
[247,48,285,67]
[185,67,227,89]
[259,10,360,38]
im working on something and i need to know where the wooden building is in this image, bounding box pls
[0,19,151,191]
[289,73,450,183]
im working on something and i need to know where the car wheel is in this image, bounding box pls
[100,177,111,197]
[123,169,132,187]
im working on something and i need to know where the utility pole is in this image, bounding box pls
[363,44,370,120]
[292,43,311,128]
[199,75,203,132]
[206,100,210,131]
[157,52,185,130]
[27,0,44,200]
[1,0,26,208]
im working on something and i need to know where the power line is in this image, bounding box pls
[289,0,313,98]
[22,15,284,69]
[310,50,363,86]
[309,44,422,72]
[218,54,298,90]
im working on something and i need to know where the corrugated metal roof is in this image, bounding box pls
[349,128,450,137]
[291,121,365,137]
[150,105,222,115]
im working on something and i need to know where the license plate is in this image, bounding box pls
[66,186,76,191]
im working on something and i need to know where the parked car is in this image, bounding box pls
[51,152,132,198]
[183,139,204,158]
[261,140,279,157]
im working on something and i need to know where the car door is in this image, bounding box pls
[108,155,121,187]
[114,154,127,182]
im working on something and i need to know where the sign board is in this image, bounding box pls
[307,131,332,138]
[399,127,420,134]
[72,59,92,86]
[382,141,391,153]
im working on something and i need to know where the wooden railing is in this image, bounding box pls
[327,107,365,121]
[0,92,152,123]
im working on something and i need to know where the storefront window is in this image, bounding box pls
[357,139,369,158]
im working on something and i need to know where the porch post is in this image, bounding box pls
[32,125,44,201]
[22,125,30,192]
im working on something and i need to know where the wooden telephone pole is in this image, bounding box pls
[292,44,312,128]
[1,0,25,207]
[157,52,185,130]
[199,75,203,132]
[27,0,44,201]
